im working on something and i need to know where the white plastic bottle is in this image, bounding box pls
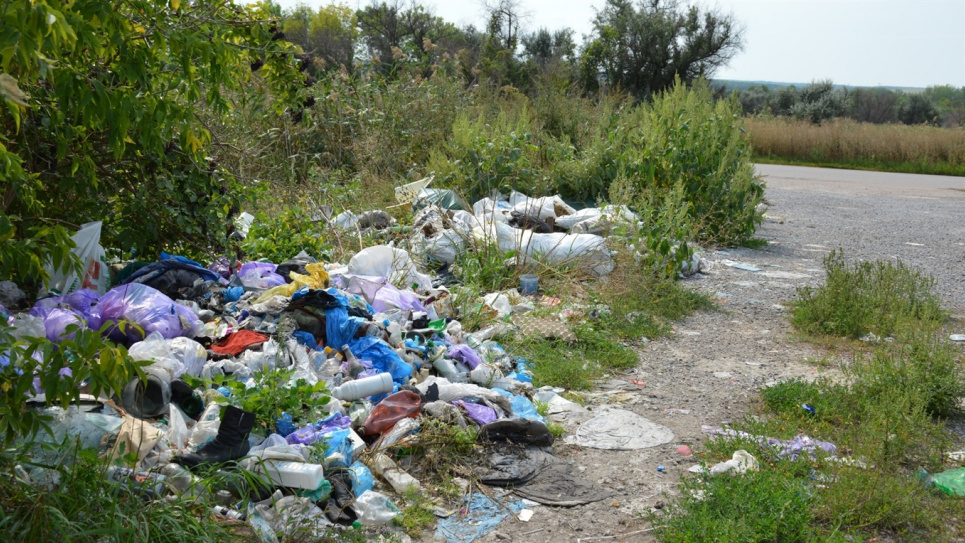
[369,453,421,494]
[332,372,394,401]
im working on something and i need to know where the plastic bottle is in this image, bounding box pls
[106,466,166,498]
[369,453,421,494]
[385,320,403,347]
[342,344,365,378]
[255,460,325,490]
[211,506,247,520]
[160,463,207,498]
[247,511,280,543]
[432,356,459,380]
[332,372,394,402]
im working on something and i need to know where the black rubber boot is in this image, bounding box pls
[170,379,204,420]
[174,405,255,469]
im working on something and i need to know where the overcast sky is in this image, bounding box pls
[270,0,965,88]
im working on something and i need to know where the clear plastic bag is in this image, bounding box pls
[352,491,400,525]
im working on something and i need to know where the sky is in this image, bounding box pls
[269,0,965,88]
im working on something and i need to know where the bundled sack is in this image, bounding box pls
[89,284,203,344]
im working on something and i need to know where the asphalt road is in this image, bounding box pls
[754,164,965,313]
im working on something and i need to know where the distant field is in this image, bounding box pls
[745,117,965,176]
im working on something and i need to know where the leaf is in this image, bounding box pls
[170,0,180,9]
[0,73,30,107]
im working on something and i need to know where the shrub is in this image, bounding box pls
[241,207,331,264]
[791,249,946,339]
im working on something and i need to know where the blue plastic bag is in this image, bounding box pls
[348,336,413,383]
[349,461,375,497]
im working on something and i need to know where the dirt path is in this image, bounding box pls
[419,165,965,543]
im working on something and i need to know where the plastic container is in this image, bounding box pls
[361,390,422,435]
[520,274,539,295]
[370,453,420,494]
[255,460,325,490]
[332,372,394,402]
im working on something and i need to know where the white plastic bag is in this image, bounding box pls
[46,221,108,295]
[347,246,432,292]
[128,333,208,379]
[352,491,400,525]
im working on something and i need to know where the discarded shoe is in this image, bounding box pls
[174,405,255,469]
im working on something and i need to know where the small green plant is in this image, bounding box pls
[393,489,438,537]
[0,322,144,445]
[791,249,946,339]
[0,448,233,543]
[407,418,477,480]
[212,368,331,434]
[546,421,565,438]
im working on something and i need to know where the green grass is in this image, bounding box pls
[791,249,946,339]
[754,154,965,177]
[657,253,965,543]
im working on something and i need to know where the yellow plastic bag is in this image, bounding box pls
[253,262,330,304]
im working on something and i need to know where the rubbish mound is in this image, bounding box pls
[6,190,651,542]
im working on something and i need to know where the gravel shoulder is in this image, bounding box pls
[421,165,965,543]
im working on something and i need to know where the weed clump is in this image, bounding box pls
[791,249,946,339]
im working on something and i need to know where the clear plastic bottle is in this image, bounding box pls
[160,463,207,498]
[369,453,421,494]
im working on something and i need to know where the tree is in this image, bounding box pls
[789,80,847,124]
[898,93,939,125]
[0,0,307,287]
[282,4,358,71]
[356,1,463,68]
[580,0,743,99]
[848,88,899,124]
[522,28,577,69]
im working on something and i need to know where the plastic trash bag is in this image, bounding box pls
[239,262,286,289]
[40,308,86,343]
[348,461,375,497]
[412,188,470,211]
[333,210,359,231]
[352,491,400,525]
[128,333,207,378]
[347,246,432,292]
[509,193,575,221]
[474,220,614,276]
[347,336,413,384]
[89,284,203,344]
[454,400,498,425]
[46,221,108,295]
[932,467,965,496]
[448,344,482,370]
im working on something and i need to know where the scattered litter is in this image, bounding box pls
[720,260,762,272]
[703,426,836,460]
[708,450,759,476]
[435,494,525,543]
[677,445,693,456]
[950,334,965,342]
[713,372,733,379]
[664,409,690,415]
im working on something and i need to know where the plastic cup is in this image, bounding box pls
[520,274,539,295]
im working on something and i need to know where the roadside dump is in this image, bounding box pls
[3,187,692,542]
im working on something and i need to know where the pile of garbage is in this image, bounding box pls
[3,189,644,541]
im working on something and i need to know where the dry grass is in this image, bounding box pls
[746,116,965,175]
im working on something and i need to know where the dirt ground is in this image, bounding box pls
[414,165,965,543]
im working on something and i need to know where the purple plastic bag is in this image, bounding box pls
[42,308,86,343]
[63,289,100,320]
[454,400,498,425]
[448,344,482,370]
[208,257,232,280]
[238,262,286,289]
[88,284,203,344]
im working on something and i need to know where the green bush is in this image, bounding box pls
[624,78,764,245]
[241,207,331,264]
[656,468,816,543]
[791,249,946,339]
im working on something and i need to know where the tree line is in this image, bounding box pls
[727,80,965,127]
[276,0,743,100]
